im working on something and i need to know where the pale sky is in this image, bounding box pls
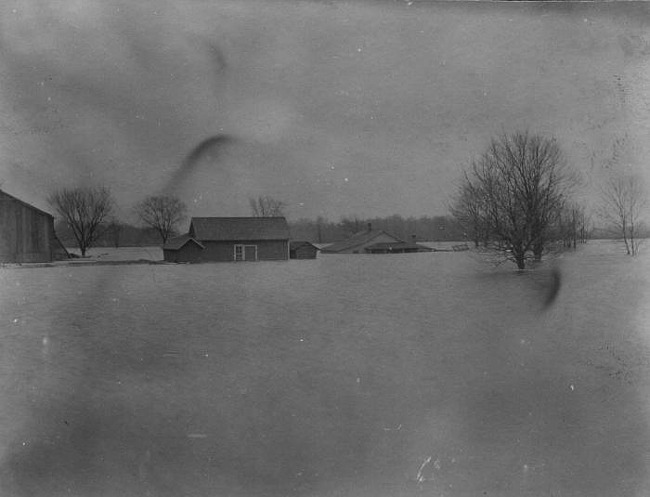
[1,1,649,222]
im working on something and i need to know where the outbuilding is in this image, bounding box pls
[363,240,433,254]
[0,189,68,263]
[162,234,205,263]
[289,241,319,259]
[321,224,432,254]
[163,217,290,263]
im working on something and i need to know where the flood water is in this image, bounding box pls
[1,241,649,497]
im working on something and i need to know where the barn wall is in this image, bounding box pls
[170,243,205,263]
[199,240,288,262]
[164,240,288,262]
[292,246,318,259]
[256,240,288,261]
[163,249,178,263]
[0,193,53,263]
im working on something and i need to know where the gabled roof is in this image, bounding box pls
[0,189,54,218]
[189,217,290,241]
[321,229,403,253]
[163,234,205,251]
[290,241,320,250]
[365,241,433,252]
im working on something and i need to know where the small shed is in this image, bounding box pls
[162,234,205,263]
[0,189,69,263]
[289,241,319,259]
[163,217,290,263]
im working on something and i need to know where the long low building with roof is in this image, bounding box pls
[320,224,432,254]
[163,217,290,263]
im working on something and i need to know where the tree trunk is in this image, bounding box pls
[513,248,526,270]
[623,232,631,255]
[515,254,526,270]
[533,240,543,262]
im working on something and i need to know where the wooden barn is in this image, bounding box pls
[289,241,319,259]
[163,217,290,263]
[0,189,69,263]
[321,224,432,254]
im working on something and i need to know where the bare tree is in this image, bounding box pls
[600,174,647,256]
[452,132,575,269]
[249,196,286,217]
[48,186,114,257]
[553,202,590,250]
[135,195,187,244]
[106,218,123,248]
[450,174,490,248]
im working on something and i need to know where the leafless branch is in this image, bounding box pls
[249,196,286,217]
[135,195,187,244]
[48,186,114,257]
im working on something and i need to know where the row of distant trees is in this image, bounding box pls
[289,215,464,244]
[449,131,647,269]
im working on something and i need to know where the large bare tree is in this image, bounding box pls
[48,186,114,257]
[135,195,187,243]
[600,174,647,256]
[249,196,286,217]
[451,132,575,269]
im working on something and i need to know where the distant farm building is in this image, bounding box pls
[321,224,432,254]
[163,217,290,263]
[289,241,319,259]
[0,189,69,263]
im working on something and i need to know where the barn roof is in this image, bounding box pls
[320,229,403,253]
[0,189,54,218]
[189,217,290,241]
[290,241,320,250]
[163,234,205,251]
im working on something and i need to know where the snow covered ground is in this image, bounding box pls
[0,240,648,497]
[64,246,164,261]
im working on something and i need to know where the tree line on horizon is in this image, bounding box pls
[51,189,643,256]
[47,131,647,261]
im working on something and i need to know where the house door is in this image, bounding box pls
[244,245,257,261]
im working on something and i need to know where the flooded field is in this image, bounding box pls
[1,240,649,497]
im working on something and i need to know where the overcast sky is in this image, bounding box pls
[1,1,649,222]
